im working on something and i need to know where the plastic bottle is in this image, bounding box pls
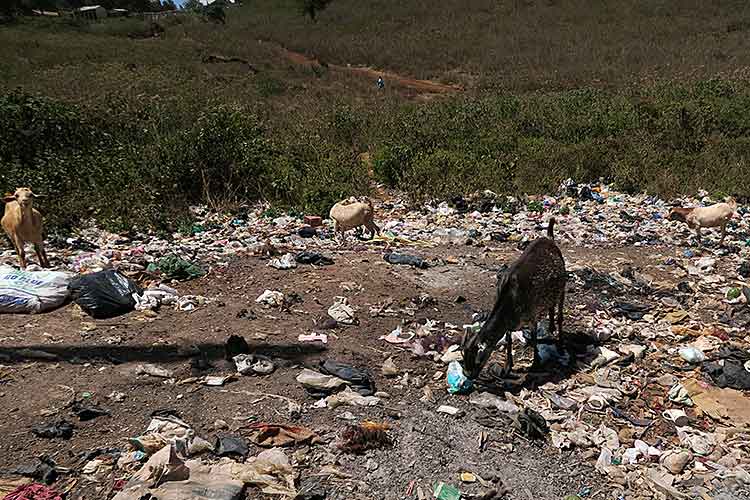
[446,360,472,394]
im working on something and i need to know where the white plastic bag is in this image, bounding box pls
[0,266,73,314]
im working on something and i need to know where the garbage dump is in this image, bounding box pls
[3,181,750,500]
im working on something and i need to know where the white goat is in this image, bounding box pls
[668,198,737,245]
[329,197,380,240]
[2,187,49,268]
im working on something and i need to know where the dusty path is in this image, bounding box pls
[263,40,463,99]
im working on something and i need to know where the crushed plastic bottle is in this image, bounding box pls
[679,346,706,364]
[446,360,472,394]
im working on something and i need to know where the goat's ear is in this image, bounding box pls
[30,192,43,198]
[2,195,15,203]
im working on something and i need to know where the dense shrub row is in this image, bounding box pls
[371,81,750,201]
[3,80,750,233]
[0,91,369,232]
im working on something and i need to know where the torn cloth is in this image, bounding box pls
[4,484,63,500]
[244,423,320,447]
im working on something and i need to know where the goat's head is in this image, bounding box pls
[667,207,690,223]
[462,270,520,379]
[3,188,42,209]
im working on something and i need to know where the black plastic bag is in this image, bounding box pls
[214,434,249,458]
[319,359,375,396]
[383,252,429,269]
[295,251,334,266]
[32,420,74,440]
[69,270,142,319]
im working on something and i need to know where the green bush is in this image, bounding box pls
[370,81,750,202]
[0,91,369,233]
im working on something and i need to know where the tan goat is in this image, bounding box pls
[668,198,736,246]
[2,188,49,268]
[329,197,380,240]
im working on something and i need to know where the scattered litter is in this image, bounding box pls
[233,354,275,375]
[295,251,334,266]
[4,484,62,500]
[72,401,110,421]
[683,378,750,427]
[32,420,74,440]
[69,269,142,319]
[136,363,174,378]
[433,482,461,500]
[384,252,429,269]
[244,423,320,447]
[512,408,548,439]
[381,357,399,377]
[256,289,284,307]
[297,369,348,393]
[469,392,519,413]
[323,387,380,409]
[146,255,206,281]
[0,266,72,314]
[234,448,297,497]
[679,346,705,364]
[298,333,328,344]
[337,421,392,453]
[437,405,461,416]
[446,360,472,394]
[327,296,357,324]
[381,325,416,344]
[318,359,375,396]
[113,444,243,500]
[214,434,249,458]
[268,253,297,270]
[460,472,477,483]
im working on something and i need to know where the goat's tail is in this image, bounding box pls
[547,217,556,239]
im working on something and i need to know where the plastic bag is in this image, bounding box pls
[69,269,142,319]
[446,360,472,394]
[0,265,73,314]
[146,255,205,281]
[383,252,429,269]
[319,360,375,396]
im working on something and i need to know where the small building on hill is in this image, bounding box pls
[199,0,236,5]
[75,5,107,20]
[32,9,60,16]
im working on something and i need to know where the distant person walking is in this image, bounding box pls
[376,76,385,89]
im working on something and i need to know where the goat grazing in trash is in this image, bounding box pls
[668,198,736,246]
[2,187,49,269]
[462,218,567,378]
[329,197,380,241]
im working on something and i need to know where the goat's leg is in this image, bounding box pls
[556,290,570,366]
[365,219,380,239]
[720,222,727,246]
[529,321,541,371]
[13,237,26,269]
[502,330,514,376]
[695,227,702,246]
[34,242,49,268]
[557,290,565,341]
[548,307,556,335]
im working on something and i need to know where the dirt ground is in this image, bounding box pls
[0,241,732,499]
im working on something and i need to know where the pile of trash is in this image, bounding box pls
[4,180,750,499]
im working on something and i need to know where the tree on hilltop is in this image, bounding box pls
[298,0,331,22]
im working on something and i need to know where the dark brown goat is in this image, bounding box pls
[462,218,567,378]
